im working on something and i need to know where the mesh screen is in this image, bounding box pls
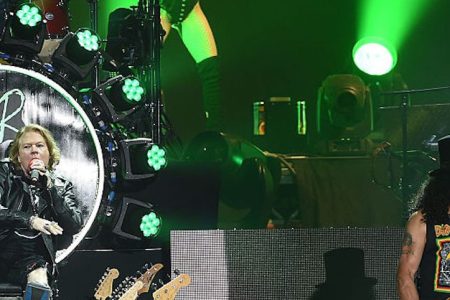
[171,228,403,300]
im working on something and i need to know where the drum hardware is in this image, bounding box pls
[32,0,70,39]
[380,85,450,220]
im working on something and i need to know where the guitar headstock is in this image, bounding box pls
[94,267,120,300]
[136,263,164,295]
[117,280,144,300]
[153,274,191,300]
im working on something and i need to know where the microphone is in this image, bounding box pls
[28,159,40,183]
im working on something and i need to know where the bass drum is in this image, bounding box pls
[32,0,70,38]
[0,64,104,263]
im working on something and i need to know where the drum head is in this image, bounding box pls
[0,64,104,263]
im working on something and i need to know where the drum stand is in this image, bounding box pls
[382,85,450,222]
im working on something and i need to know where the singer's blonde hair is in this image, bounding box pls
[9,124,61,170]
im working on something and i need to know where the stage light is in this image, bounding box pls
[51,28,100,80]
[104,8,151,70]
[122,78,145,101]
[318,74,371,129]
[147,145,167,171]
[16,4,42,27]
[140,212,162,237]
[76,29,100,51]
[315,74,373,154]
[0,3,45,55]
[353,37,397,76]
[112,197,160,240]
[93,75,145,122]
[119,138,167,180]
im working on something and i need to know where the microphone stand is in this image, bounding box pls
[380,85,450,222]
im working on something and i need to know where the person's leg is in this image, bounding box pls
[176,2,217,63]
[160,8,172,42]
[27,267,49,287]
[175,3,222,130]
[23,265,52,300]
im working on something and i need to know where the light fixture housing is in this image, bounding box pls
[51,28,101,80]
[0,3,46,55]
[112,197,160,240]
[119,138,167,181]
[93,75,146,122]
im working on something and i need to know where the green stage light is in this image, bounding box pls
[122,78,144,102]
[0,2,46,55]
[139,212,161,237]
[16,4,42,27]
[147,145,166,171]
[353,37,397,76]
[76,29,100,51]
[358,0,430,49]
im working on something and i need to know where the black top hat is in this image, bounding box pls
[317,247,377,288]
[429,135,450,176]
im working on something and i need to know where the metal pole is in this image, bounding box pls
[400,93,409,222]
[87,0,100,88]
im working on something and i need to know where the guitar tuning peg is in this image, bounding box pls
[151,282,158,290]
[174,269,181,276]
[106,267,110,271]
[158,279,165,286]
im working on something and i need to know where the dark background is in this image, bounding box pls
[68,0,450,150]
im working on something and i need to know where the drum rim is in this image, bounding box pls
[0,64,105,263]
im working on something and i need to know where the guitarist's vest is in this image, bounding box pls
[419,218,450,299]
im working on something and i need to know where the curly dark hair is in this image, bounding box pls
[413,172,450,224]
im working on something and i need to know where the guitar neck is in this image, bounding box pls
[153,274,191,300]
[137,263,164,295]
[94,268,120,300]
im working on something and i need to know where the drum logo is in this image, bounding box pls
[0,89,25,141]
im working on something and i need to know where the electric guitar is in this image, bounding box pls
[116,280,144,300]
[111,263,164,300]
[93,267,120,300]
[152,274,191,300]
[136,263,164,296]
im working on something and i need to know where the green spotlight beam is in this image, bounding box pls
[358,0,431,49]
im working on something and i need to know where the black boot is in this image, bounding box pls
[196,56,223,131]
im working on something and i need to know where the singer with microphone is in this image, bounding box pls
[0,124,82,299]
